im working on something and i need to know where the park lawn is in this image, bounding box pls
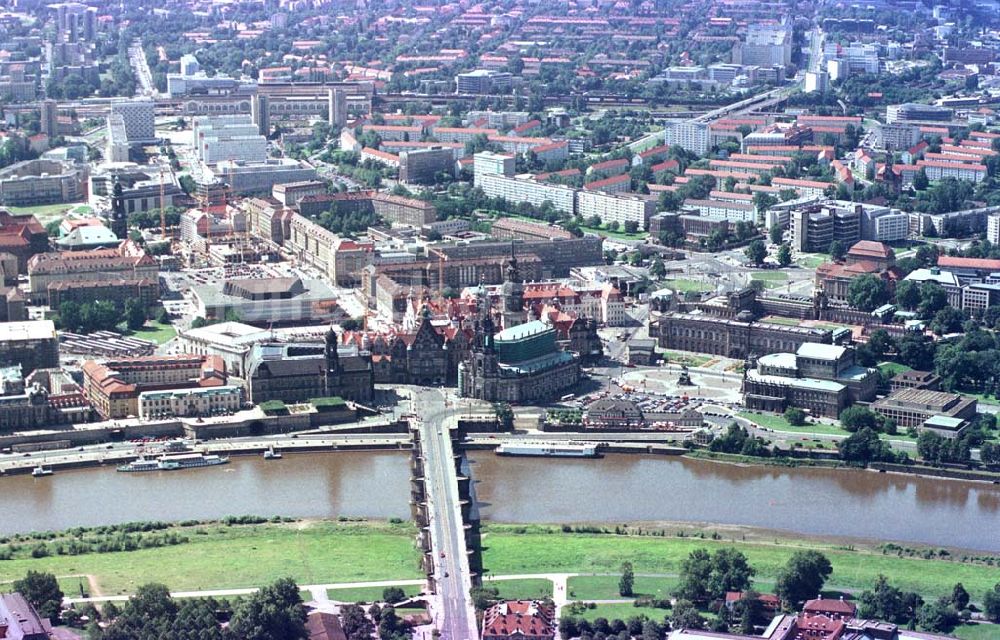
[482,525,1000,600]
[660,351,712,367]
[878,362,912,378]
[737,411,847,437]
[579,224,649,241]
[325,584,423,604]
[567,575,678,601]
[956,389,1000,407]
[0,520,422,596]
[572,602,672,624]
[797,255,827,269]
[664,279,712,293]
[953,624,1000,640]
[131,321,177,345]
[7,203,81,219]
[485,578,553,601]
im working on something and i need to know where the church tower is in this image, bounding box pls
[500,243,525,330]
[110,179,128,240]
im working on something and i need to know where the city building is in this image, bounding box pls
[109,98,156,143]
[473,151,516,181]
[871,388,977,431]
[666,121,710,155]
[190,276,341,324]
[205,159,318,196]
[0,320,59,374]
[815,241,900,302]
[246,330,373,404]
[82,354,228,419]
[735,23,792,67]
[0,209,49,273]
[459,296,580,403]
[490,217,573,242]
[0,159,80,207]
[651,311,832,360]
[138,385,243,420]
[192,114,267,165]
[742,343,878,418]
[0,592,52,640]
[682,198,756,223]
[455,69,513,94]
[399,147,455,185]
[481,600,555,640]
[877,122,921,151]
[576,191,654,230]
[47,278,158,311]
[27,240,157,304]
[476,173,576,215]
[272,181,326,208]
[886,103,953,123]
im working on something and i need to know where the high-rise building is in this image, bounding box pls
[40,100,58,137]
[734,23,792,67]
[988,215,1000,245]
[804,71,829,94]
[251,94,270,137]
[399,147,455,185]
[192,114,267,164]
[328,88,347,127]
[110,98,156,143]
[666,121,710,156]
[473,151,515,184]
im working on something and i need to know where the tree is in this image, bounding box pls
[707,548,755,599]
[951,583,970,610]
[839,427,896,464]
[983,583,1000,622]
[930,307,964,335]
[624,220,640,234]
[777,243,792,267]
[382,587,406,605]
[775,551,832,607]
[829,240,846,261]
[745,240,767,266]
[733,591,765,634]
[672,599,706,630]
[619,561,635,597]
[338,604,374,640]
[848,274,890,312]
[769,223,784,245]
[913,168,929,191]
[125,298,146,331]
[228,578,307,640]
[650,259,666,278]
[918,282,949,318]
[784,407,807,426]
[916,599,960,633]
[839,406,880,432]
[894,280,920,310]
[13,571,63,624]
[676,549,713,602]
[494,403,514,430]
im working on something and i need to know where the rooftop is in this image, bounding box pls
[796,343,847,361]
[0,319,57,343]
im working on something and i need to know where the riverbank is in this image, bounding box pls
[2,518,997,603]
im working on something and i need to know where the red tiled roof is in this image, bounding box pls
[937,255,1000,271]
[848,241,893,259]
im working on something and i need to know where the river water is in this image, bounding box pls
[2,451,998,552]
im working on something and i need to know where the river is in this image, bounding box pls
[2,451,998,552]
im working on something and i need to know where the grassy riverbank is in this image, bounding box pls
[480,524,1000,601]
[1,519,997,602]
[0,519,422,596]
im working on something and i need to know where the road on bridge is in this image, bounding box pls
[412,387,480,640]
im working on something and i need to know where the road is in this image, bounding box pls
[412,387,480,640]
[128,40,158,98]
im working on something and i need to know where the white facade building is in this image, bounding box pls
[874,212,910,242]
[666,121,710,156]
[576,191,654,230]
[138,385,243,420]
[987,215,1000,245]
[109,98,156,143]
[476,172,577,215]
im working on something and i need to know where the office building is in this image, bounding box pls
[872,388,977,431]
[0,160,80,207]
[328,88,347,127]
[455,69,513,94]
[887,103,953,123]
[399,147,455,184]
[109,98,156,143]
[206,159,317,196]
[40,99,59,137]
[734,23,792,67]
[803,71,829,94]
[251,93,270,137]
[192,114,267,165]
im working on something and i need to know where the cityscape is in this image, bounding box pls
[0,0,998,639]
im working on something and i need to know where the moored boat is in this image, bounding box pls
[495,442,601,458]
[117,453,229,472]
